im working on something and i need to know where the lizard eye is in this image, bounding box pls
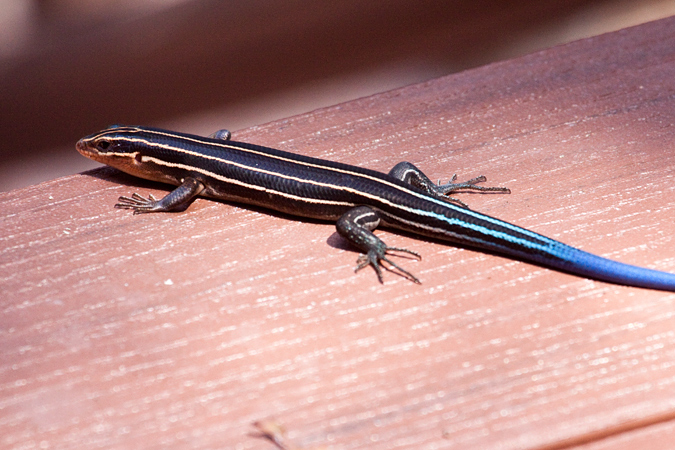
[96,140,111,151]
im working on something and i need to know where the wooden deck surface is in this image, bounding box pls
[2,16,675,450]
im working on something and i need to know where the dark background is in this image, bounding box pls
[1,0,673,190]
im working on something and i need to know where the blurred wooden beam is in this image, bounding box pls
[1,0,601,158]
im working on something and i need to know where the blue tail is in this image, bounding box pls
[524,243,675,292]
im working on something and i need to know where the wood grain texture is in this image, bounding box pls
[2,17,675,450]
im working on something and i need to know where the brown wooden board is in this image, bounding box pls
[2,17,675,450]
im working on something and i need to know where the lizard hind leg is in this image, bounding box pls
[337,205,421,284]
[388,161,510,208]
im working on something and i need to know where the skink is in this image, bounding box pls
[76,125,675,291]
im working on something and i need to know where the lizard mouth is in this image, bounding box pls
[75,138,98,159]
[75,138,89,155]
[75,136,107,164]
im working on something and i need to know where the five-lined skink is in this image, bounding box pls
[76,125,675,291]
